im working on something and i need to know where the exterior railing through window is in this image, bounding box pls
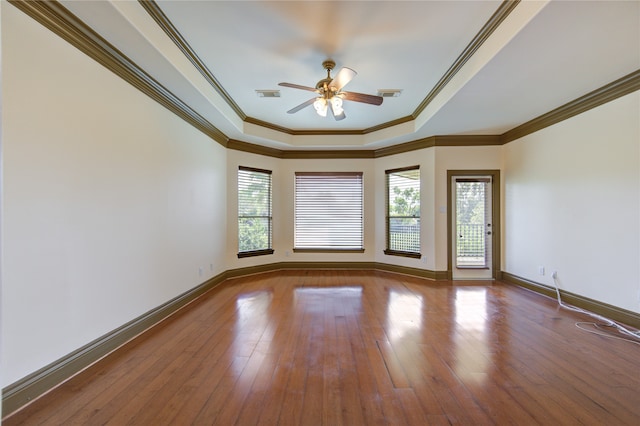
[389,219,420,253]
[456,223,486,262]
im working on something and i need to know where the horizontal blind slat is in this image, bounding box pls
[295,173,363,250]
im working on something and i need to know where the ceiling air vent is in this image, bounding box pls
[377,89,402,98]
[256,90,280,98]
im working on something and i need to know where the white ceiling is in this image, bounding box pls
[60,0,639,150]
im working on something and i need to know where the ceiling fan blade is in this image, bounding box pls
[329,67,357,91]
[279,82,319,92]
[329,101,346,121]
[342,91,383,106]
[286,98,316,114]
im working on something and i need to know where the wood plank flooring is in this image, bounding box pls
[4,270,640,425]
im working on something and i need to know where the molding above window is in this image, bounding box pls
[238,165,272,175]
[385,165,420,174]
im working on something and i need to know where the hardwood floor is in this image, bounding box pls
[4,270,640,425]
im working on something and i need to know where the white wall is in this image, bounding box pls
[1,4,227,386]
[503,91,640,313]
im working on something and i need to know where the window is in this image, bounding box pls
[238,166,273,258]
[385,166,421,258]
[294,172,364,252]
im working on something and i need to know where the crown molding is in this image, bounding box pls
[8,0,229,147]
[140,0,519,138]
[227,135,502,159]
[227,139,284,158]
[281,150,375,160]
[363,115,415,135]
[137,0,246,121]
[10,1,639,160]
[227,139,376,159]
[413,0,520,118]
[501,69,640,143]
[244,116,365,136]
[232,70,640,158]
[374,135,503,158]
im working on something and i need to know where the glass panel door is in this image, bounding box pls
[452,176,493,280]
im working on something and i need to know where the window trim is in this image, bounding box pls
[237,166,274,258]
[294,171,364,252]
[384,165,421,258]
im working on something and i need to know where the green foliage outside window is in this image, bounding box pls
[238,168,272,253]
[387,168,420,253]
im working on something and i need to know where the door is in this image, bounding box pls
[451,175,493,280]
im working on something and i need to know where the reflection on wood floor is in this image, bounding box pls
[5,270,640,425]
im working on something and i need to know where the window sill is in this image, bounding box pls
[293,248,365,254]
[237,249,275,259]
[383,249,421,259]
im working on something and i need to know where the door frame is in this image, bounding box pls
[447,170,501,280]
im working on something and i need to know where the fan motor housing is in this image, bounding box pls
[322,59,336,71]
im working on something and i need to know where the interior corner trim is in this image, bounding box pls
[501,271,640,330]
[8,0,229,146]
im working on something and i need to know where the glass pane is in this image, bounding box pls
[238,168,272,253]
[388,170,420,219]
[456,181,486,267]
[389,217,420,253]
[238,217,271,252]
[387,167,420,253]
[294,173,363,250]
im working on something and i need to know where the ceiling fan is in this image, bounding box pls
[279,60,383,121]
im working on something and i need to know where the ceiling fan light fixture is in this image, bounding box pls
[330,96,344,115]
[280,59,383,120]
[313,97,328,117]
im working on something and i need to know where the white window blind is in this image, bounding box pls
[238,166,273,257]
[385,166,420,256]
[294,172,364,251]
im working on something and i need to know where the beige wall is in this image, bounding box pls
[3,0,639,396]
[227,145,504,274]
[373,149,436,269]
[1,4,228,386]
[503,92,640,313]
[432,146,503,271]
[227,151,378,269]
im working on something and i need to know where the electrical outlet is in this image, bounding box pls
[422,255,427,264]
[538,266,545,276]
[552,271,558,279]
[198,267,203,277]
[285,250,290,257]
